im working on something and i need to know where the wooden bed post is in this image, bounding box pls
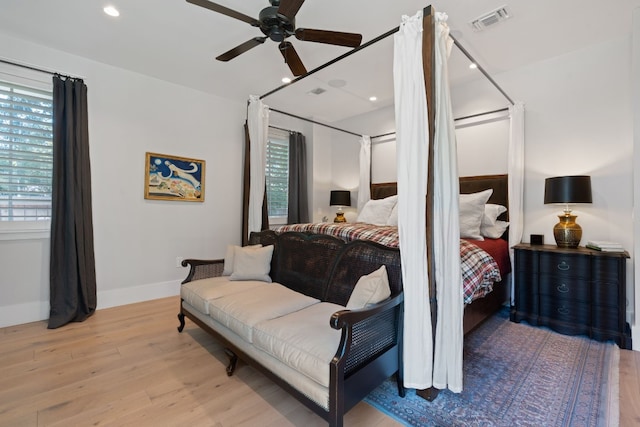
[416,4,440,402]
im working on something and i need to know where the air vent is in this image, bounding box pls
[307,87,326,95]
[469,5,512,31]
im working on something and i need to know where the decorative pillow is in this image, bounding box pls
[222,244,261,276]
[229,245,274,282]
[459,189,493,240]
[357,195,398,225]
[386,202,399,226]
[482,220,510,239]
[482,204,507,229]
[346,265,391,309]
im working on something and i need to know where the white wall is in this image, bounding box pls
[0,34,246,327]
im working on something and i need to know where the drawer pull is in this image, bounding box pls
[558,307,570,315]
[557,261,570,271]
[557,283,569,293]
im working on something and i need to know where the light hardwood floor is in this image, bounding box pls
[1,297,638,426]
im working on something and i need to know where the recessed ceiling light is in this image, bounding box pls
[469,63,478,69]
[282,77,291,84]
[369,96,377,102]
[103,6,120,17]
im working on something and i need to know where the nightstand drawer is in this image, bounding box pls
[592,280,619,307]
[539,296,590,330]
[539,253,590,278]
[592,305,621,332]
[539,274,590,302]
[592,257,622,283]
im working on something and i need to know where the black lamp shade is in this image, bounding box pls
[544,176,592,204]
[330,190,351,206]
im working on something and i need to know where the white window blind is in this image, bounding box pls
[265,129,289,220]
[0,80,53,221]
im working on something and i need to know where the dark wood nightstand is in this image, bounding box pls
[511,243,632,349]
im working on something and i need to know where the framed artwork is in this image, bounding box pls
[144,152,205,202]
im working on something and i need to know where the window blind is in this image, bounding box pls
[0,80,53,221]
[265,133,289,218]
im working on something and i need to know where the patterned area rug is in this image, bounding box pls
[365,309,619,427]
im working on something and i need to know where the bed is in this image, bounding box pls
[274,174,511,335]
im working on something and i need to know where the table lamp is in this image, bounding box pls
[544,175,592,248]
[330,190,351,223]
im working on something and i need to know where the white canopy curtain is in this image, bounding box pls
[508,102,525,302]
[432,12,463,393]
[394,9,463,392]
[393,9,433,389]
[358,135,372,211]
[247,95,270,238]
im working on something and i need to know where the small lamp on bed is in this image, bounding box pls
[544,175,592,248]
[330,190,351,223]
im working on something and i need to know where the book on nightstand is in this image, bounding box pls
[585,241,624,252]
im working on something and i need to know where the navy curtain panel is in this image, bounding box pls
[287,132,309,224]
[48,76,97,329]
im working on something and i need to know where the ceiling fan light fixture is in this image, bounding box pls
[282,77,292,83]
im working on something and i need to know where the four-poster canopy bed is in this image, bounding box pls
[239,1,523,420]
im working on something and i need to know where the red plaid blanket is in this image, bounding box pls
[272,222,501,304]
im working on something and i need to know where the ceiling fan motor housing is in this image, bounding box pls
[259,6,295,42]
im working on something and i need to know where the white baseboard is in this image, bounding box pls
[0,280,181,328]
[0,300,50,328]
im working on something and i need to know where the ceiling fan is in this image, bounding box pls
[186,0,363,76]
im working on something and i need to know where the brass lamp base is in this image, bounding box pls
[334,212,346,223]
[553,214,582,248]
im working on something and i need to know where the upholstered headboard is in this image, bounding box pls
[370,174,508,221]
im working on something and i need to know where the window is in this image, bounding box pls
[265,129,289,223]
[0,80,53,222]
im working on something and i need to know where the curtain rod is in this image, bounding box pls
[0,58,81,80]
[454,107,509,122]
[370,107,510,139]
[270,108,362,138]
[269,124,295,134]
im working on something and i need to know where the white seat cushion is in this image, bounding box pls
[207,284,319,343]
[253,302,344,388]
[180,276,267,315]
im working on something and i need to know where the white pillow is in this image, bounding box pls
[229,245,274,282]
[482,220,510,239]
[357,195,398,225]
[222,244,261,276]
[346,265,391,309]
[482,204,507,229]
[459,189,493,240]
[386,202,398,226]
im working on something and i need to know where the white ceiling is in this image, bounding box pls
[1,0,639,124]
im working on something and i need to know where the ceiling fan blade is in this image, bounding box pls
[186,0,259,26]
[295,28,362,48]
[277,0,306,20]
[279,42,307,76]
[216,37,267,62]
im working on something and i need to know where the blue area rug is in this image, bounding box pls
[365,309,619,427]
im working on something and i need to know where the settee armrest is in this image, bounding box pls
[181,258,224,284]
[330,292,404,375]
